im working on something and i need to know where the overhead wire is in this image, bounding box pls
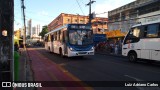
[76,0,85,15]
[66,1,79,14]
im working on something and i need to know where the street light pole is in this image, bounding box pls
[86,0,96,25]
[76,13,79,24]
[21,0,26,47]
[89,0,91,24]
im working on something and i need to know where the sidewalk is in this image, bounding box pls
[17,48,92,90]
[17,47,34,90]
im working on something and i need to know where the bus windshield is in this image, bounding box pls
[69,30,93,45]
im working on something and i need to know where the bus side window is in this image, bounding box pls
[48,35,51,42]
[146,24,159,38]
[58,31,61,41]
[60,30,62,41]
[139,26,145,38]
[63,30,67,43]
[143,26,147,38]
[45,36,48,42]
[124,31,132,44]
[57,31,60,41]
[124,27,140,44]
[62,31,65,42]
[51,35,54,42]
[54,32,57,40]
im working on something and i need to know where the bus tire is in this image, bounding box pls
[128,52,137,62]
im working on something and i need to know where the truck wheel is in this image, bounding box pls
[128,52,137,62]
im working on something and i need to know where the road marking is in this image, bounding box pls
[124,75,143,81]
[46,71,67,90]
[58,63,66,66]
[124,75,160,90]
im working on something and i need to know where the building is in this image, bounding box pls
[32,26,36,38]
[31,25,41,39]
[92,17,108,34]
[14,29,21,39]
[48,13,108,34]
[27,19,32,38]
[108,0,160,33]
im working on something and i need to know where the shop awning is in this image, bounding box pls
[106,30,127,38]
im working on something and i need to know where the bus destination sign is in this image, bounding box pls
[69,24,91,29]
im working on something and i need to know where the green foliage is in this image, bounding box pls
[39,25,48,38]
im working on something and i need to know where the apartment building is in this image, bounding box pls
[48,13,108,34]
[108,0,160,33]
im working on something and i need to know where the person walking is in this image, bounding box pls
[14,42,19,52]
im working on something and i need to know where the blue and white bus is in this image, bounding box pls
[44,24,94,57]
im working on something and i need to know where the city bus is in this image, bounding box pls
[122,11,160,62]
[44,24,94,57]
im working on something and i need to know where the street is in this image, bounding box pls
[33,47,160,90]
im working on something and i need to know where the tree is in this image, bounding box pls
[39,25,48,38]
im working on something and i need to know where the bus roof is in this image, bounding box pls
[45,24,68,36]
[45,24,91,36]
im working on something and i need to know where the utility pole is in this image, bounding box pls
[86,0,96,25]
[76,13,79,24]
[0,0,14,82]
[21,0,26,47]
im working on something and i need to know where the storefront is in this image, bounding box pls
[106,30,127,43]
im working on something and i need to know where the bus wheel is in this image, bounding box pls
[128,52,137,62]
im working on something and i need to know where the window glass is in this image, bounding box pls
[45,36,48,42]
[54,32,57,40]
[69,30,79,45]
[124,27,140,44]
[128,27,140,38]
[147,24,159,38]
[133,28,140,37]
[51,35,54,41]
[60,31,62,41]
[67,19,70,22]
[57,31,61,40]
[69,30,93,45]
[48,34,51,41]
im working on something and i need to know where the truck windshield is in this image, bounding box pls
[69,30,93,45]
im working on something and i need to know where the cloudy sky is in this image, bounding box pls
[14,0,135,30]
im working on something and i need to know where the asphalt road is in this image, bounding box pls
[36,48,160,90]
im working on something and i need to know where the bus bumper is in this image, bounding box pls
[68,51,94,57]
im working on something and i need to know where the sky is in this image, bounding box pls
[14,0,135,30]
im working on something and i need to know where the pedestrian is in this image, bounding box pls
[110,43,114,53]
[115,45,118,54]
[14,42,19,52]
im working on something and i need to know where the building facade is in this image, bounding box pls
[48,13,108,34]
[31,25,41,39]
[14,29,21,39]
[108,0,160,33]
[27,19,32,38]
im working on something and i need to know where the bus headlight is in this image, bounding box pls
[90,47,94,51]
[69,47,75,51]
